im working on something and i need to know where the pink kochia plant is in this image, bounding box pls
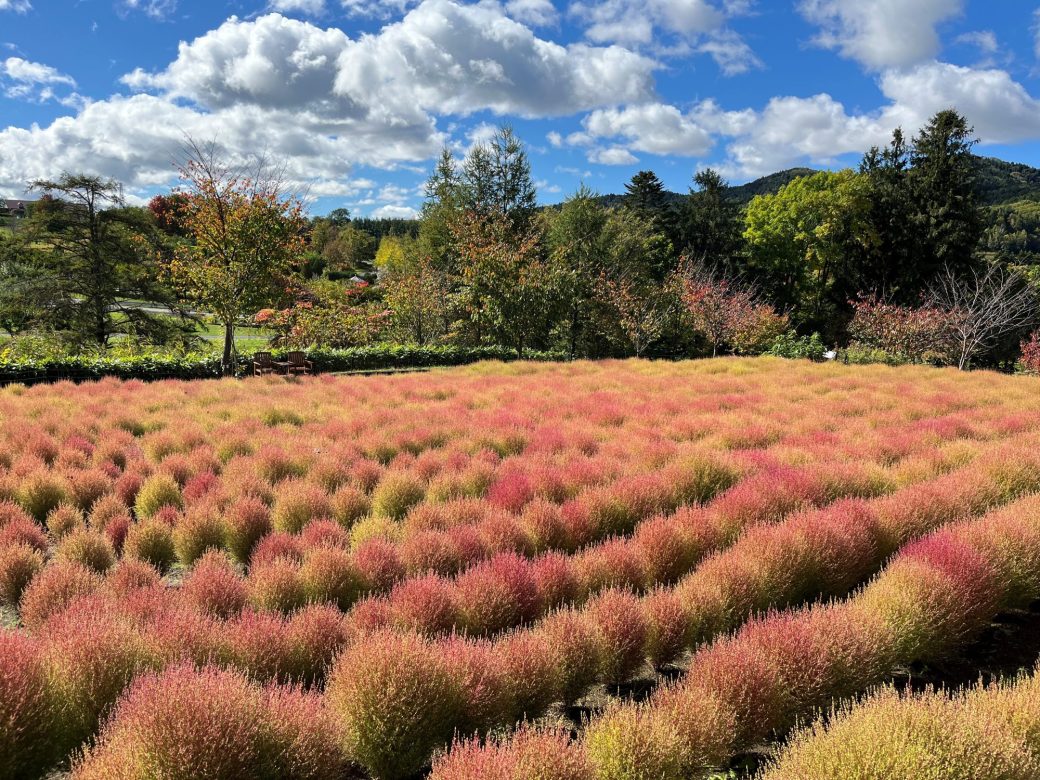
[72,663,344,780]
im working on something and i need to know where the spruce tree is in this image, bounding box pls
[910,110,983,279]
[675,168,743,275]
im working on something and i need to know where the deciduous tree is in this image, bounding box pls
[166,141,306,374]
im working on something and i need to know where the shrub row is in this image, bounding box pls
[323,448,1040,779]
[0,345,568,384]
[431,490,1040,780]
[760,669,1040,779]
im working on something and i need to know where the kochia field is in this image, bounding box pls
[3,358,1040,780]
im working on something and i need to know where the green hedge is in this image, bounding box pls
[0,345,568,385]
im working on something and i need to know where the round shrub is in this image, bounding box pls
[249,531,302,569]
[40,598,154,754]
[497,630,562,722]
[351,538,405,593]
[285,604,354,687]
[133,473,183,519]
[271,480,333,535]
[331,484,371,527]
[0,515,48,553]
[298,519,351,551]
[389,574,462,634]
[430,725,595,780]
[0,543,44,607]
[588,589,649,685]
[539,608,603,705]
[88,493,133,531]
[17,470,72,522]
[123,518,176,573]
[72,664,267,780]
[68,468,112,512]
[19,560,102,630]
[300,547,362,610]
[0,500,34,528]
[457,553,541,635]
[371,472,425,520]
[56,527,117,573]
[249,558,307,614]
[224,496,271,563]
[173,509,226,566]
[46,502,86,539]
[326,630,465,780]
[182,550,248,619]
[105,559,162,596]
[584,702,688,780]
[262,684,347,780]
[0,632,61,780]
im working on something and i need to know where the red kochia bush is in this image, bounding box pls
[587,589,649,685]
[55,527,117,573]
[497,630,562,722]
[271,480,333,534]
[0,543,44,606]
[389,574,461,634]
[0,515,48,553]
[223,496,271,563]
[40,597,154,753]
[299,546,362,610]
[72,664,344,780]
[19,560,102,630]
[105,560,162,596]
[326,630,464,780]
[122,518,176,573]
[0,632,60,780]
[172,507,226,566]
[298,518,352,551]
[540,608,603,705]
[430,726,595,780]
[456,553,541,635]
[249,557,307,614]
[249,531,303,568]
[351,537,405,593]
[182,550,248,619]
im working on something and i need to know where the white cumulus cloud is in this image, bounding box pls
[0,4,656,199]
[799,0,963,70]
[268,0,327,14]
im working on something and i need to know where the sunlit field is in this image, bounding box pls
[4,358,1040,780]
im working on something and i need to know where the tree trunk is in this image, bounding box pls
[222,321,236,376]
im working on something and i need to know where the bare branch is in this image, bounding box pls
[927,264,1036,370]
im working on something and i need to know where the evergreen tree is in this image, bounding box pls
[910,110,983,278]
[675,168,743,276]
[25,174,185,347]
[859,128,918,300]
[624,170,667,220]
[419,148,464,271]
[544,184,610,356]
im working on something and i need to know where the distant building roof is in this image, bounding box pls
[1,199,34,216]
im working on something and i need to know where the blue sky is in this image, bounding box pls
[2,1,1040,217]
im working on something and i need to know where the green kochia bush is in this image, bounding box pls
[326,630,465,780]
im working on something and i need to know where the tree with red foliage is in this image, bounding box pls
[848,295,959,365]
[678,261,780,357]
